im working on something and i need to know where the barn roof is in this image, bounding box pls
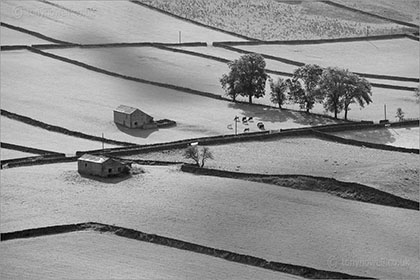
[114,105,140,115]
[78,154,110,164]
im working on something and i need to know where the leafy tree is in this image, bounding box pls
[395,108,405,121]
[288,64,324,113]
[220,53,268,104]
[269,77,288,108]
[415,85,420,104]
[342,74,372,120]
[183,145,214,168]
[318,67,348,119]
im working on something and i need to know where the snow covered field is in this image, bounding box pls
[0,26,50,45]
[0,231,299,280]
[1,163,418,279]
[0,149,37,161]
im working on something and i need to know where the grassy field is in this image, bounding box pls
[0,0,240,44]
[0,231,300,280]
[332,0,420,24]
[331,126,420,149]
[1,117,120,156]
[138,0,411,40]
[0,26,50,45]
[240,38,419,78]
[1,163,418,279]
[126,137,419,202]
[45,45,420,121]
[1,50,339,146]
[0,149,38,161]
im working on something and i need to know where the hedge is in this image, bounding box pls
[1,222,372,279]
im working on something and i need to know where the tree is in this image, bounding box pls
[269,77,288,108]
[415,85,420,104]
[288,64,324,113]
[318,67,348,119]
[342,74,372,120]
[395,108,405,121]
[220,53,268,104]
[183,145,214,168]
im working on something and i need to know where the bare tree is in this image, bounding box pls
[183,145,214,167]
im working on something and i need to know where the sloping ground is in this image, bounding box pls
[0,117,120,155]
[126,137,419,202]
[1,50,338,145]
[137,0,408,40]
[332,0,419,24]
[0,0,240,44]
[0,26,50,45]
[331,126,420,149]
[1,163,418,279]
[239,38,419,79]
[0,231,300,280]
[0,148,37,161]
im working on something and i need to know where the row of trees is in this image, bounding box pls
[220,53,373,120]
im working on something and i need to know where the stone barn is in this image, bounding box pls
[78,154,129,178]
[113,105,157,129]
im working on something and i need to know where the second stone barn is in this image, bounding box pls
[113,105,157,129]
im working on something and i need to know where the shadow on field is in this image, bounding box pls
[335,128,396,145]
[228,102,335,126]
[79,173,132,184]
[116,124,158,138]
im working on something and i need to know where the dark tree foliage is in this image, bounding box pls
[220,53,268,104]
[269,77,288,109]
[288,64,324,113]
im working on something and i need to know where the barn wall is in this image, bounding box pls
[101,160,125,177]
[131,110,153,128]
[78,160,103,176]
[113,111,130,127]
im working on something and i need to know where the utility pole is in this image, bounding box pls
[234,116,239,135]
[102,133,104,150]
[384,104,387,120]
[179,31,181,44]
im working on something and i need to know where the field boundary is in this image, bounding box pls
[75,121,419,157]
[0,222,373,279]
[128,0,258,42]
[181,165,419,210]
[0,22,73,44]
[322,1,420,29]
[1,109,137,147]
[213,33,416,46]
[1,142,63,156]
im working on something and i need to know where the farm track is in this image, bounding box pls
[0,222,373,279]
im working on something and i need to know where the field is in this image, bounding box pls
[331,126,420,149]
[0,149,37,161]
[1,1,419,279]
[333,0,420,24]
[126,137,419,202]
[1,117,119,155]
[138,0,411,40]
[0,26,50,45]
[240,38,419,79]
[0,231,298,280]
[0,0,240,44]
[1,163,418,279]
[1,49,339,146]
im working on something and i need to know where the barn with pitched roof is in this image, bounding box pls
[78,154,129,178]
[113,105,157,129]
